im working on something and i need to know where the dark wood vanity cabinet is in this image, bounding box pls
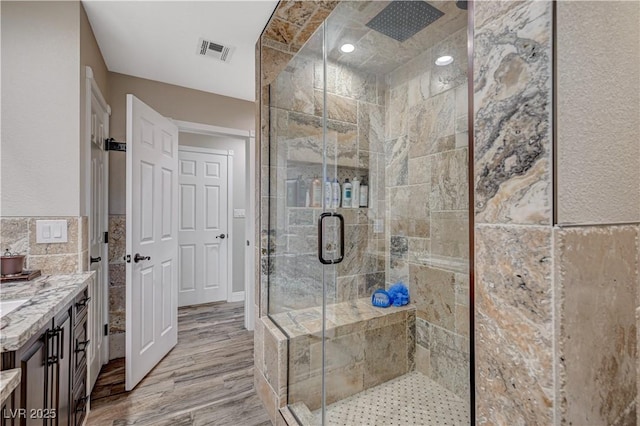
[1,288,89,426]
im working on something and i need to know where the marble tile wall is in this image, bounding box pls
[554,225,639,425]
[384,25,470,401]
[0,216,88,275]
[473,1,555,424]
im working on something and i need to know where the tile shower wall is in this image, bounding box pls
[383,26,469,401]
[555,225,639,425]
[474,1,638,424]
[473,1,555,424]
[0,216,89,274]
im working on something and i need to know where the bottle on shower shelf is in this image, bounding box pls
[310,176,322,207]
[332,178,341,209]
[296,175,307,207]
[351,176,360,209]
[359,176,369,207]
[342,178,352,208]
[324,178,332,209]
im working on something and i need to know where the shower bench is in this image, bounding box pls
[270,298,416,411]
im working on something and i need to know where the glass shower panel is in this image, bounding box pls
[267,23,341,425]
[322,1,471,424]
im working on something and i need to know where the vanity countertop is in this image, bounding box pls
[0,272,94,352]
[0,368,20,405]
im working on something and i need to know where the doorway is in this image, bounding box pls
[176,122,252,311]
[177,145,233,306]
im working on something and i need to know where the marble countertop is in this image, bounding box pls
[0,369,20,405]
[0,272,94,352]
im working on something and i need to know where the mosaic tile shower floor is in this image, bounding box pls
[311,371,469,426]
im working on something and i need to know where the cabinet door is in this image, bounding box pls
[52,309,72,426]
[1,391,15,426]
[19,336,47,426]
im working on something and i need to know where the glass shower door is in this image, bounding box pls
[266,22,342,425]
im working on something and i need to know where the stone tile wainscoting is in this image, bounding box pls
[107,215,126,359]
[0,216,89,274]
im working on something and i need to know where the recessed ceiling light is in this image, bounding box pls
[340,43,355,53]
[435,55,454,66]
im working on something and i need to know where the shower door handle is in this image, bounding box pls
[318,212,345,265]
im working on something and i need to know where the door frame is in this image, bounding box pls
[174,120,255,331]
[177,145,234,305]
[83,66,110,377]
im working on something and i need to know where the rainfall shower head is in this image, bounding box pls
[366,1,444,43]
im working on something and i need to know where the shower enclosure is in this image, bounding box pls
[267,1,471,424]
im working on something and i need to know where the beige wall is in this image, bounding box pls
[1,1,81,217]
[79,3,109,217]
[557,1,640,225]
[107,72,255,214]
[178,133,247,293]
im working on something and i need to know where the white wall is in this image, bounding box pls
[1,1,81,217]
[179,132,247,294]
[557,1,640,224]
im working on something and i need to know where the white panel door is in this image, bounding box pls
[178,149,229,306]
[88,89,109,392]
[125,95,178,391]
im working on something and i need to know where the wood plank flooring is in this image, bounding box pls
[87,302,271,426]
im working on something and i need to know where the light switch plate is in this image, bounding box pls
[36,220,68,243]
[233,209,246,218]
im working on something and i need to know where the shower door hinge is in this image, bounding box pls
[104,324,109,336]
[104,231,109,243]
[104,138,127,152]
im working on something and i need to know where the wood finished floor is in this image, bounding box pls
[87,301,271,426]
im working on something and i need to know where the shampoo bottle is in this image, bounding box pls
[296,175,307,207]
[351,176,360,209]
[359,176,369,207]
[324,178,332,209]
[332,179,341,209]
[311,176,322,207]
[342,179,352,208]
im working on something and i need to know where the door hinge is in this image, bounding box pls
[104,324,109,336]
[246,240,250,246]
[104,231,109,243]
[104,138,127,152]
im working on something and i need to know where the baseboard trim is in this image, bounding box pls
[229,291,245,303]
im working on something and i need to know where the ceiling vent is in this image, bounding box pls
[197,38,235,63]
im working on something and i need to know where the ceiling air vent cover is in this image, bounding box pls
[197,38,235,63]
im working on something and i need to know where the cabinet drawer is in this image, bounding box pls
[73,317,89,374]
[71,369,87,426]
[73,288,90,325]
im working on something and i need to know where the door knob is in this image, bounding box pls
[90,256,101,264]
[216,234,226,239]
[134,253,151,263]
